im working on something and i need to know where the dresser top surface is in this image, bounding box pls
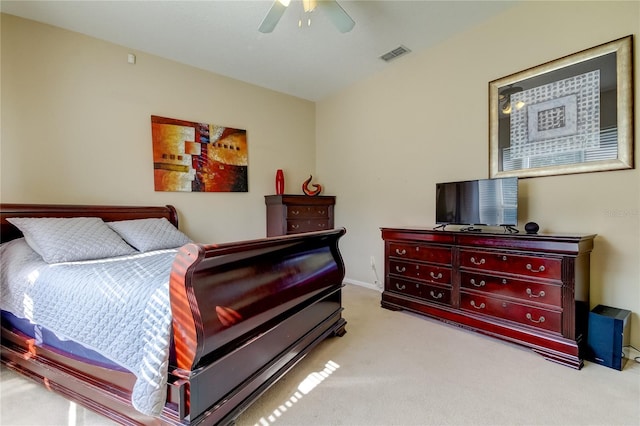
[381,227,596,254]
[380,226,596,241]
[265,194,335,204]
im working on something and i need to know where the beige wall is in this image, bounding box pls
[317,1,640,344]
[2,2,639,347]
[1,14,316,243]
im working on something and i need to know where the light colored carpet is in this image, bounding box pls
[1,284,639,426]
[237,284,640,426]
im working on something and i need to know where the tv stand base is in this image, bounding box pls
[460,226,483,232]
[380,227,595,370]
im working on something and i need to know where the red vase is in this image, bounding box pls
[275,169,285,195]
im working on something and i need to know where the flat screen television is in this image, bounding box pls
[435,177,518,228]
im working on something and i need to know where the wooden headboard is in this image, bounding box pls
[0,204,179,244]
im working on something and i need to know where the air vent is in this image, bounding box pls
[380,45,411,62]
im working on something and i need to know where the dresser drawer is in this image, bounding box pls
[460,292,562,334]
[460,272,562,307]
[388,277,452,306]
[388,277,421,298]
[459,249,562,280]
[388,242,451,265]
[389,259,451,285]
[287,205,330,219]
[287,219,330,233]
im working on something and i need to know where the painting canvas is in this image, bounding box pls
[489,36,633,178]
[151,115,248,192]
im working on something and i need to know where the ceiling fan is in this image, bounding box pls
[259,0,355,33]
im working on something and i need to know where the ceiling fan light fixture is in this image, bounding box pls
[259,0,354,33]
[299,0,315,28]
[302,0,317,13]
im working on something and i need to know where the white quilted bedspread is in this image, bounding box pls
[0,238,177,417]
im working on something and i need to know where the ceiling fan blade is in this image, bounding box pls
[259,1,288,33]
[319,0,355,33]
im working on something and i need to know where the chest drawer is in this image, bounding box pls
[459,249,562,280]
[287,219,330,234]
[389,259,451,285]
[460,272,562,307]
[388,242,451,265]
[286,205,330,219]
[388,277,452,306]
[460,292,562,334]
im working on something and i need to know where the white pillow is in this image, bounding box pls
[6,217,137,263]
[108,217,192,252]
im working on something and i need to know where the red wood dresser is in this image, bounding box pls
[265,195,335,237]
[381,227,596,369]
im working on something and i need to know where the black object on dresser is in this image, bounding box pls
[381,227,596,369]
[265,195,335,237]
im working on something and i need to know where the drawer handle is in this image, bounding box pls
[395,266,406,273]
[395,283,406,290]
[470,300,485,310]
[501,279,508,285]
[291,224,300,229]
[430,272,443,280]
[526,263,545,273]
[470,257,486,266]
[395,248,407,256]
[526,288,546,298]
[317,223,326,228]
[291,210,300,215]
[526,313,545,323]
[430,290,444,299]
[318,209,326,214]
[470,278,485,287]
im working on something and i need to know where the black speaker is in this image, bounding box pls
[587,305,631,370]
[524,222,539,234]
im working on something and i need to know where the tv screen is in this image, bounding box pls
[436,177,518,226]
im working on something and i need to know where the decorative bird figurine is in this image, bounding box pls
[302,175,323,196]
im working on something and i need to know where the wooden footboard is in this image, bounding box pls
[0,204,347,425]
[169,228,347,424]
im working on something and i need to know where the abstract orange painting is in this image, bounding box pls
[151,115,248,192]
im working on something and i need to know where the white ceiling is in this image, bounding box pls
[1,0,517,102]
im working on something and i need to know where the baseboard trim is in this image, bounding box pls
[343,278,382,292]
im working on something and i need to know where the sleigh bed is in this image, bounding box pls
[0,203,347,425]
